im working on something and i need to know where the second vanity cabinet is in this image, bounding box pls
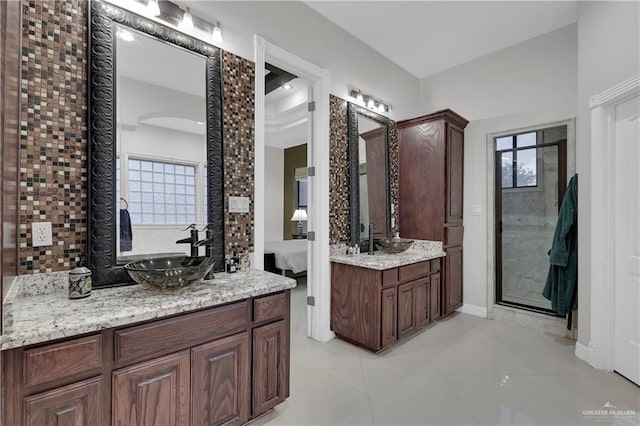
[3,291,291,426]
[331,259,441,352]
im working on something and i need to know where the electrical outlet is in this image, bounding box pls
[32,222,53,247]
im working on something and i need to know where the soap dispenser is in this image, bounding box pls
[68,256,92,299]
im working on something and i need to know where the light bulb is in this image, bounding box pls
[118,29,134,42]
[356,93,363,103]
[181,7,194,31]
[147,0,160,17]
[378,103,386,113]
[367,98,375,109]
[211,25,223,43]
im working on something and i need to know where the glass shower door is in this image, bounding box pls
[495,127,567,312]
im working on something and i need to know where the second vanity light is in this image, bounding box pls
[349,89,391,114]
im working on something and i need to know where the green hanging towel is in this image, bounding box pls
[543,174,578,324]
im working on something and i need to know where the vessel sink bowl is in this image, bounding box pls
[124,256,214,289]
[375,238,414,254]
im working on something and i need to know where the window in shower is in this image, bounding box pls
[495,125,567,313]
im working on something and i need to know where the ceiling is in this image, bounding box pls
[305,1,577,79]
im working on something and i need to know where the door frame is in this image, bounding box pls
[582,74,640,370]
[253,36,334,342]
[486,118,576,319]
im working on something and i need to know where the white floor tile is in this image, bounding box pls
[364,369,479,425]
[277,291,639,426]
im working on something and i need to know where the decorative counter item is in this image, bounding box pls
[69,258,92,299]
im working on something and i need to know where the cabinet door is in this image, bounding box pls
[191,333,249,426]
[253,320,287,417]
[446,124,464,225]
[444,246,463,315]
[380,287,397,349]
[113,350,190,426]
[414,278,430,328]
[430,272,442,321]
[24,377,103,426]
[397,282,415,338]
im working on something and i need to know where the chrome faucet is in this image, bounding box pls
[368,221,382,255]
[176,224,200,257]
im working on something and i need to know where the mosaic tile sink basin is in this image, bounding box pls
[124,256,214,289]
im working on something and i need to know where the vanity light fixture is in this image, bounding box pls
[349,88,392,114]
[211,24,223,43]
[146,0,161,17]
[180,7,194,31]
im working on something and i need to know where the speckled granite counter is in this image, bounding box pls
[330,240,446,270]
[1,270,296,351]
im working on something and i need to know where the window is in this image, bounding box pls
[496,131,538,188]
[128,159,197,224]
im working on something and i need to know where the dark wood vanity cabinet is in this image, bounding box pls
[331,259,441,352]
[2,291,290,426]
[398,109,468,317]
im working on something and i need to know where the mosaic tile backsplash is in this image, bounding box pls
[329,95,399,244]
[19,0,88,274]
[222,52,255,254]
[18,0,254,273]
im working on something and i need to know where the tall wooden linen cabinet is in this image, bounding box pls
[398,109,469,317]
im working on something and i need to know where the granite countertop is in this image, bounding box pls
[330,240,446,270]
[1,269,296,351]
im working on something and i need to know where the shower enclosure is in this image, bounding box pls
[495,125,567,313]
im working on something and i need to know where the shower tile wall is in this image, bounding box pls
[501,126,567,309]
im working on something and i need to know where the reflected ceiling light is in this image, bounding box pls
[282,83,293,90]
[147,0,161,17]
[211,24,223,43]
[197,121,205,125]
[118,29,134,42]
[180,7,194,31]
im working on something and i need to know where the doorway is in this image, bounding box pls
[254,37,333,342]
[495,125,567,313]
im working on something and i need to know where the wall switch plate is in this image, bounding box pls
[32,222,53,247]
[228,196,250,213]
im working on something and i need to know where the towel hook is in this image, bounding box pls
[120,197,129,209]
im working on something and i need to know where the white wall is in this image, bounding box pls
[576,1,640,348]
[418,25,578,311]
[183,1,420,119]
[264,146,284,241]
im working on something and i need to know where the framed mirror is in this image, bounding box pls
[88,1,224,287]
[348,102,392,246]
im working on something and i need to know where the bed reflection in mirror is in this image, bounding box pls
[114,25,207,261]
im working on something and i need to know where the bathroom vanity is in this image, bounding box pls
[330,243,446,352]
[1,270,295,425]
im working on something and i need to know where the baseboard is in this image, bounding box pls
[575,341,596,367]
[456,303,488,318]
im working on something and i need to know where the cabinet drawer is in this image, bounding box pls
[115,301,247,364]
[399,261,430,282]
[445,226,463,247]
[23,335,102,388]
[254,292,288,323]
[430,258,441,273]
[382,268,398,287]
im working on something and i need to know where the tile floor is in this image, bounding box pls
[253,282,640,426]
